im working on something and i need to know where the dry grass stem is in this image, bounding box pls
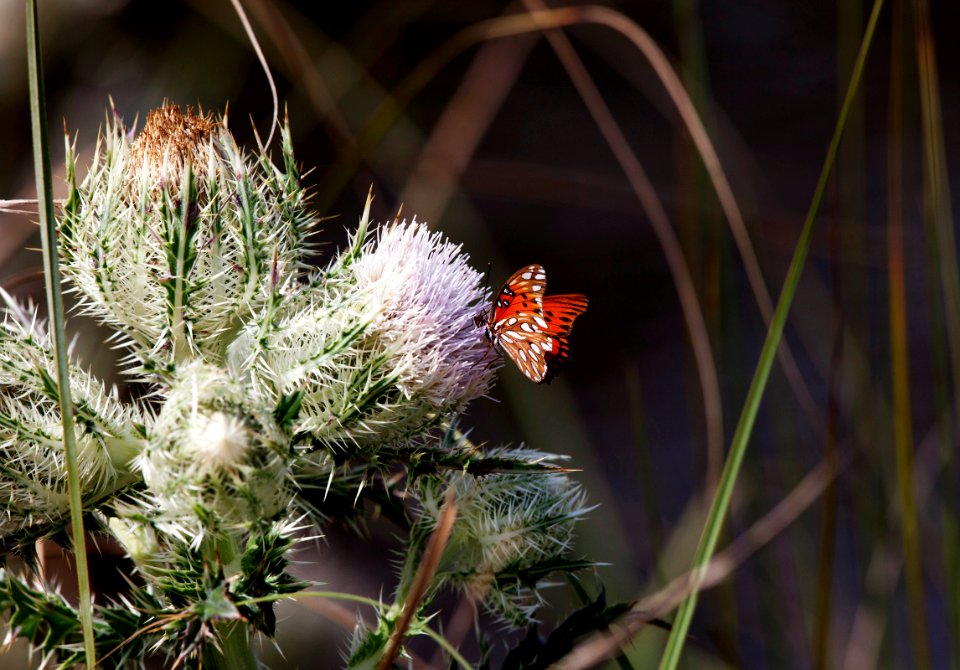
[229,0,278,148]
[377,487,458,670]
[242,0,355,149]
[521,0,724,486]
[400,31,537,223]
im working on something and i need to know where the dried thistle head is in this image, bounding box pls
[128,103,218,192]
[59,102,317,375]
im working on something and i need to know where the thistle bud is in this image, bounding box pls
[106,516,159,566]
[137,361,290,543]
[0,292,144,538]
[416,455,590,626]
[60,103,317,374]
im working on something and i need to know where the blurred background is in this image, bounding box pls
[2,0,960,667]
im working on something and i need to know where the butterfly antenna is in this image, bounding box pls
[475,262,493,327]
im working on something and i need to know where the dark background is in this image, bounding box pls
[1,1,959,667]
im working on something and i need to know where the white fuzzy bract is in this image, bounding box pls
[0,290,144,535]
[184,411,249,472]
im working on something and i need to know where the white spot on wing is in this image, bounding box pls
[532,285,542,292]
[534,273,546,281]
[534,315,548,329]
[518,348,528,361]
[520,321,534,332]
[521,272,533,280]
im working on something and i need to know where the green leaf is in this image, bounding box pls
[193,584,242,623]
[500,587,634,670]
[274,390,304,429]
[234,527,306,635]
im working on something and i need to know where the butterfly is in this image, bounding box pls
[478,264,588,383]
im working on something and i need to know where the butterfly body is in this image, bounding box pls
[481,264,588,383]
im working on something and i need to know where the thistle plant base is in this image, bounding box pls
[0,104,606,669]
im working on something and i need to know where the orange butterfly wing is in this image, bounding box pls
[487,265,587,384]
[541,294,589,337]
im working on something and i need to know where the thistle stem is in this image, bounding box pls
[204,534,256,669]
[205,621,257,670]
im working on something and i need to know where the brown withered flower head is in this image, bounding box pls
[128,104,218,191]
[59,102,317,372]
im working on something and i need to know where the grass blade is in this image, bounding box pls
[655,1,886,667]
[24,0,96,666]
[913,0,960,660]
[888,0,930,665]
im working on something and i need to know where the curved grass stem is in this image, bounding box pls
[420,625,473,670]
[520,0,724,490]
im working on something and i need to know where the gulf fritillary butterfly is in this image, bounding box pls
[478,264,588,384]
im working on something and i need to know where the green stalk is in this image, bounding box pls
[914,0,960,438]
[241,591,473,669]
[815,3,865,661]
[202,535,257,669]
[420,626,474,670]
[656,1,886,667]
[24,0,96,667]
[205,622,257,670]
[673,0,724,492]
[813,302,842,670]
[240,590,384,609]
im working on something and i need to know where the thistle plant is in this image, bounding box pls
[412,455,591,626]
[0,103,608,669]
